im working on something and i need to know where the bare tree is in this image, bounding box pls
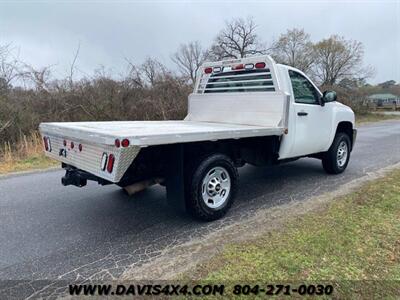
[270,28,314,73]
[140,57,167,86]
[208,17,265,60]
[68,42,80,87]
[0,43,56,91]
[337,77,367,90]
[172,41,205,85]
[312,35,373,85]
[0,43,22,89]
[124,58,145,88]
[23,64,52,91]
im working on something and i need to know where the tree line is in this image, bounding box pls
[173,18,374,86]
[0,16,395,147]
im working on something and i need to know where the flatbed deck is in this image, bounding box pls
[40,121,285,147]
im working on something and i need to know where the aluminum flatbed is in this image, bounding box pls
[40,120,285,147]
[39,119,285,183]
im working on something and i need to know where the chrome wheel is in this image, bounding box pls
[337,141,348,167]
[201,166,231,209]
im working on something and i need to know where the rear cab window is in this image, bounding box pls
[197,64,276,94]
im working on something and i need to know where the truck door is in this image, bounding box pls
[288,70,332,157]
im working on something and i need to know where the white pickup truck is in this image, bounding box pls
[40,55,357,220]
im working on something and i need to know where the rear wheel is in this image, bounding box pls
[186,154,238,221]
[322,133,351,174]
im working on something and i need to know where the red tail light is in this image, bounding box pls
[63,140,67,147]
[115,139,121,148]
[78,144,83,152]
[107,154,115,173]
[121,139,130,148]
[255,62,266,69]
[204,67,212,74]
[70,142,74,149]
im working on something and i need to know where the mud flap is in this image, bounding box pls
[165,144,187,212]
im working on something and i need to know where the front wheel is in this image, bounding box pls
[322,133,351,174]
[186,154,238,221]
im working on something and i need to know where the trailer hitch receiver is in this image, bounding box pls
[62,169,87,187]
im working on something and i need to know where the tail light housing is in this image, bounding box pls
[43,137,49,151]
[115,139,121,148]
[101,153,108,171]
[78,144,83,152]
[107,154,115,173]
[121,139,130,148]
[204,67,212,74]
[255,62,266,69]
[213,67,221,73]
[70,142,74,149]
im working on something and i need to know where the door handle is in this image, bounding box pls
[297,112,308,116]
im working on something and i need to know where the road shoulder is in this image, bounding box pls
[0,166,60,180]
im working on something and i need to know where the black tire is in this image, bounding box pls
[186,154,238,221]
[322,132,351,174]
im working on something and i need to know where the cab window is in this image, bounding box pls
[289,70,320,104]
[203,68,275,93]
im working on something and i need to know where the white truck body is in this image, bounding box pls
[39,55,356,220]
[40,56,291,183]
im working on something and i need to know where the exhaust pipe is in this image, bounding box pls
[123,178,164,196]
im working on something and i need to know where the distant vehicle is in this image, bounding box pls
[40,55,357,221]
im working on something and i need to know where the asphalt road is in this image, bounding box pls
[0,120,399,297]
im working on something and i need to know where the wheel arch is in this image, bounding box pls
[335,121,354,151]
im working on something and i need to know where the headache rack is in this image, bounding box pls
[196,56,279,94]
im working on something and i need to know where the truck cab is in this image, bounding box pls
[275,64,355,159]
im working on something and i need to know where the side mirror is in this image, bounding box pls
[322,90,337,104]
[319,96,325,107]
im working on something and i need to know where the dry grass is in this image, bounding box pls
[196,169,400,298]
[356,112,400,125]
[0,132,57,174]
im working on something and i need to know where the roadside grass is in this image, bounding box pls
[356,112,400,124]
[194,169,400,298]
[0,132,57,174]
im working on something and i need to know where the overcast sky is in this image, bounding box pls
[0,0,399,84]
